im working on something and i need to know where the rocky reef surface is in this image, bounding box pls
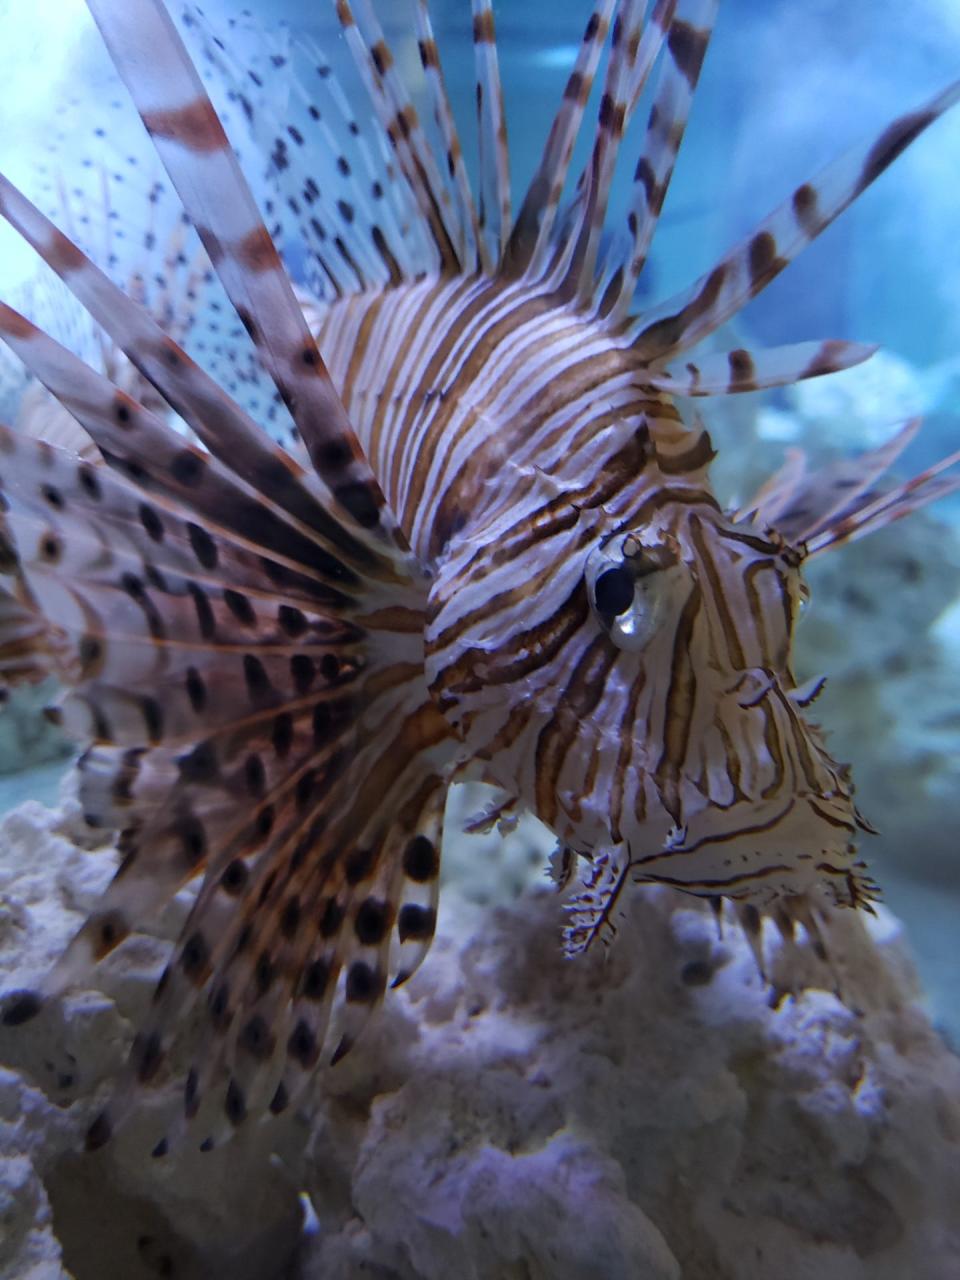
[1,784,959,1280]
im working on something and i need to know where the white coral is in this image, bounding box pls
[1,795,959,1280]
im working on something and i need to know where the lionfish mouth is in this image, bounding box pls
[0,0,955,1152]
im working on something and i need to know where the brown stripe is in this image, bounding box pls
[758,701,787,800]
[667,21,709,88]
[858,108,937,193]
[656,427,715,476]
[791,182,821,235]
[633,262,727,359]
[653,584,701,820]
[808,800,855,832]
[727,348,756,392]
[236,226,281,274]
[143,98,227,152]
[432,587,589,699]
[688,514,747,670]
[370,40,394,76]
[610,660,648,842]
[634,798,796,863]
[714,716,748,806]
[640,864,795,891]
[533,635,620,822]
[748,231,788,292]
[473,10,496,42]
[418,38,439,70]
[779,690,824,794]
[742,559,786,670]
[716,525,779,556]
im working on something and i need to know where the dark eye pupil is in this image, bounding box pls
[594,566,634,617]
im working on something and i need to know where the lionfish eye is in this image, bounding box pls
[593,566,635,617]
[585,532,684,653]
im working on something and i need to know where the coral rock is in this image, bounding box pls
[1,795,959,1279]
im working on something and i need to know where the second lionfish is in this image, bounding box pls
[0,0,958,1151]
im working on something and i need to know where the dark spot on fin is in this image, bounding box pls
[171,449,206,487]
[748,231,786,290]
[402,835,439,883]
[1,990,43,1025]
[397,904,436,942]
[668,20,709,87]
[287,1019,319,1068]
[681,959,714,986]
[859,108,937,192]
[85,1109,113,1151]
[354,897,390,945]
[335,480,381,528]
[133,1029,164,1084]
[225,1078,247,1125]
[330,1034,352,1066]
[345,960,381,1003]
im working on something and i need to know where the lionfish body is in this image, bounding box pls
[0,0,958,1147]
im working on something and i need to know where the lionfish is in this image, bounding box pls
[0,0,958,1152]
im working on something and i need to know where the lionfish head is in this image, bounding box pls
[591,504,868,904]
[427,481,871,921]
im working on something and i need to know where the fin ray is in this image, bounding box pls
[630,80,960,360]
[647,339,877,397]
[85,0,407,552]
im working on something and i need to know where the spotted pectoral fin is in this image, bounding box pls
[2,544,451,1149]
[0,397,452,1148]
[78,713,448,1154]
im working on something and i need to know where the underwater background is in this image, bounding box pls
[0,0,959,1050]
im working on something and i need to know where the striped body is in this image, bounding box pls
[309,278,658,556]
[0,0,957,1148]
[309,267,864,930]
